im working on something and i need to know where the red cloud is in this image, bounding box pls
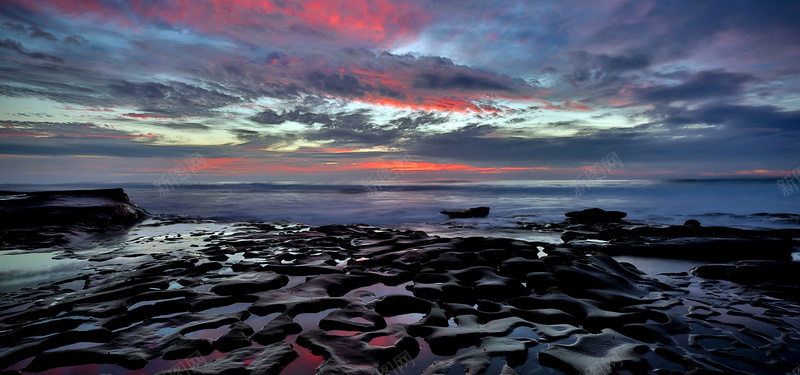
[19,0,430,47]
[129,157,557,176]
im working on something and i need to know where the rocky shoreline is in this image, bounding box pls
[0,191,799,374]
[0,188,148,249]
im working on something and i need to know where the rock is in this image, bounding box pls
[538,329,651,374]
[214,322,254,352]
[684,219,701,227]
[561,223,798,261]
[691,260,800,301]
[249,341,300,375]
[565,208,627,223]
[160,333,215,360]
[209,272,288,296]
[22,348,148,372]
[0,188,148,247]
[440,206,490,218]
[4,216,800,375]
[251,315,302,345]
[0,188,147,229]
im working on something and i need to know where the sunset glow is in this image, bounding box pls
[1,0,798,183]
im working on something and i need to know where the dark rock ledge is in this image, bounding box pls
[560,208,798,261]
[0,188,148,248]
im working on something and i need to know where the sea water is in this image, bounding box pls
[4,179,798,233]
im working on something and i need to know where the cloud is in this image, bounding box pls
[1,0,799,181]
[410,121,799,175]
[2,21,26,33]
[251,109,333,126]
[306,70,369,98]
[63,35,87,46]
[27,25,57,41]
[0,38,64,62]
[9,0,432,48]
[413,72,511,91]
[643,103,800,131]
[633,70,753,104]
[107,81,240,117]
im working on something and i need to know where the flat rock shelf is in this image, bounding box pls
[1,215,799,374]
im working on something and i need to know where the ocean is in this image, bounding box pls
[4,178,798,242]
[1,179,799,374]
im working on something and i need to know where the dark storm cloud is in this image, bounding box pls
[634,70,753,104]
[583,1,800,65]
[27,25,57,42]
[0,39,26,53]
[412,121,800,169]
[389,112,449,130]
[2,21,26,33]
[2,22,60,43]
[568,51,650,86]
[251,110,333,126]
[643,103,800,131]
[413,73,510,91]
[306,71,366,98]
[305,111,408,146]
[0,38,63,62]
[107,81,240,117]
[63,35,87,46]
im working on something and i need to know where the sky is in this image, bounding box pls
[1,0,799,184]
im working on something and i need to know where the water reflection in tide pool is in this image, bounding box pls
[611,255,706,276]
[281,335,324,375]
[0,252,86,293]
[345,281,414,298]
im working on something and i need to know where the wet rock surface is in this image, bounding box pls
[560,212,799,261]
[691,260,800,302]
[0,216,798,374]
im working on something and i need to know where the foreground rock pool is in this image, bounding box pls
[1,217,799,374]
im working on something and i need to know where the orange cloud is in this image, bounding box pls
[123,157,560,176]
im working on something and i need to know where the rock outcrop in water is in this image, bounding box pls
[0,188,148,248]
[561,221,797,261]
[441,206,490,218]
[565,208,627,223]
